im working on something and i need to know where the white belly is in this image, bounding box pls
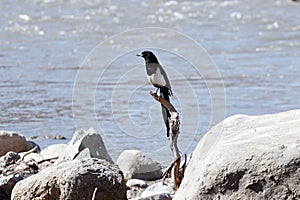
[147,68,166,87]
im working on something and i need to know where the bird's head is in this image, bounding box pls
[136,51,159,64]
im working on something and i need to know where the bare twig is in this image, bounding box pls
[37,157,59,165]
[179,154,187,179]
[174,156,181,190]
[162,159,177,185]
[149,91,177,112]
[92,187,98,200]
[18,146,39,162]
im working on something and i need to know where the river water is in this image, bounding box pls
[1,0,299,163]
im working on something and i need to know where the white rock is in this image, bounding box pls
[117,150,162,180]
[126,179,147,188]
[40,143,67,159]
[132,193,172,200]
[55,128,112,164]
[174,109,300,200]
[141,182,174,197]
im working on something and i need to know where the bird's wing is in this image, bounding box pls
[145,63,158,76]
[158,65,172,90]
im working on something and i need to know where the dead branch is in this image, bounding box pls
[149,90,185,191]
[92,187,98,200]
[18,146,39,163]
[162,159,177,184]
[174,156,181,190]
[168,115,180,159]
[179,154,187,179]
[149,91,180,158]
[162,155,185,190]
[149,91,177,113]
[37,157,59,165]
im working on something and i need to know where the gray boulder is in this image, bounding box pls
[11,158,127,200]
[55,128,112,164]
[174,109,300,200]
[117,150,162,180]
[0,131,33,156]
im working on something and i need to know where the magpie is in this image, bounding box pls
[136,51,173,100]
[137,50,173,136]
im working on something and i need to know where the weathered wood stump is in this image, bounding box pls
[149,91,187,190]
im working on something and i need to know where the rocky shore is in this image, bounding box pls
[1,109,300,200]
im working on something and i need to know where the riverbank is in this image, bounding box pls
[1,109,300,199]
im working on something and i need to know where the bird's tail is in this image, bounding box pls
[160,87,171,137]
[160,87,170,102]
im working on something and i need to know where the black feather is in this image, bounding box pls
[160,87,171,137]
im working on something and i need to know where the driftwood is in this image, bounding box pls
[92,187,98,200]
[149,91,187,190]
[37,157,59,165]
[17,146,39,163]
[149,91,180,158]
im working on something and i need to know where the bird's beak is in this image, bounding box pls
[136,53,143,57]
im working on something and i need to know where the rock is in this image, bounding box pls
[0,151,39,199]
[26,141,41,153]
[117,150,163,180]
[55,128,112,164]
[174,109,300,200]
[0,131,33,156]
[29,134,66,140]
[126,179,148,188]
[11,158,127,200]
[141,182,174,198]
[0,174,24,200]
[0,151,39,176]
[0,151,20,168]
[132,193,172,200]
[40,143,67,159]
[126,179,148,199]
[0,188,9,200]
